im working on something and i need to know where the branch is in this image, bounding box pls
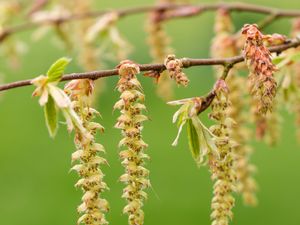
[0,38,299,92]
[1,2,300,42]
[195,63,234,115]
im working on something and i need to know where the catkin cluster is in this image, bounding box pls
[242,24,277,115]
[164,54,189,86]
[211,10,257,206]
[114,60,150,225]
[226,73,258,206]
[65,79,109,225]
[209,79,237,225]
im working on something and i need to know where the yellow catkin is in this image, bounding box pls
[65,79,109,225]
[211,9,257,206]
[264,99,281,146]
[115,60,150,225]
[209,79,237,225]
[227,73,258,206]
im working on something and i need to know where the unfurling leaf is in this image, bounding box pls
[191,116,219,165]
[172,119,186,146]
[47,84,71,108]
[44,95,58,138]
[170,98,218,166]
[171,102,190,146]
[47,57,71,82]
[32,57,89,139]
[186,118,200,160]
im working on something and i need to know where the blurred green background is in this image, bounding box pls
[1,0,300,225]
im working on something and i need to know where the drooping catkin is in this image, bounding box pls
[263,98,281,146]
[65,79,109,225]
[227,73,258,206]
[114,60,150,225]
[211,10,257,206]
[255,33,285,144]
[146,3,173,100]
[209,79,237,225]
[242,24,277,115]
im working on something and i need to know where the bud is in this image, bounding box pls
[164,54,189,86]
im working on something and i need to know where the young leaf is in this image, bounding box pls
[191,116,219,164]
[172,119,186,146]
[47,84,71,108]
[44,95,58,138]
[171,103,190,146]
[47,57,71,82]
[186,118,200,160]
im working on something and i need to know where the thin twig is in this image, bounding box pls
[1,2,300,42]
[0,38,299,92]
[197,64,233,114]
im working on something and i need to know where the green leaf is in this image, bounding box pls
[191,116,219,165]
[44,95,58,138]
[48,84,71,108]
[171,103,190,146]
[187,119,200,160]
[171,120,186,146]
[47,57,71,82]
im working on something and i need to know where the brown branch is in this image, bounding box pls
[0,38,299,92]
[196,63,234,115]
[1,2,300,42]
